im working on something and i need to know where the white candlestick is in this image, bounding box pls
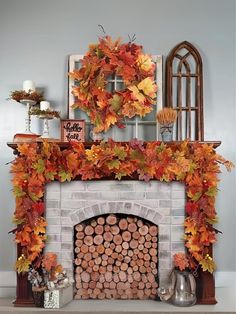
[40,101,50,111]
[23,80,35,92]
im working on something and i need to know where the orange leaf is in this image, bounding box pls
[66,152,79,171]
[184,218,198,235]
[17,143,37,159]
[103,112,118,132]
[33,217,47,235]
[55,264,63,273]
[27,174,45,200]
[42,252,57,271]
[17,143,31,156]
[29,234,46,256]
[15,226,32,246]
[199,225,216,245]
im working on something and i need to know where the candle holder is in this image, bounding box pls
[39,114,54,138]
[20,99,37,134]
[30,108,60,139]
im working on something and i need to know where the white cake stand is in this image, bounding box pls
[38,114,54,138]
[20,99,37,134]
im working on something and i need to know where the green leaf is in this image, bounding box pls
[130,150,145,162]
[205,186,218,197]
[107,159,121,170]
[109,95,122,112]
[59,170,72,182]
[94,115,103,127]
[33,159,45,174]
[13,186,26,198]
[96,47,103,58]
[156,142,166,153]
[189,161,197,173]
[29,192,40,202]
[115,172,127,180]
[190,191,202,201]
[12,216,25,225]
[45,171,57,181]
[95,74,106,89]
[114,146,127,160]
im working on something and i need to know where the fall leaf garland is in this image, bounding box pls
[69,36,157,133]
[11,140,233,273]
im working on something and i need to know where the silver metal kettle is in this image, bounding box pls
[158,269,197,307]
[169,269,197,306]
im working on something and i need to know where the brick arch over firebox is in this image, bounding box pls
[69,202,163,226]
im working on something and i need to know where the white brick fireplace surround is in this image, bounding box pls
[45,180,185,287]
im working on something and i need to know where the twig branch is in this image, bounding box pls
[128,34,136,43]
[5,160,14,165]
[98,24,106,36]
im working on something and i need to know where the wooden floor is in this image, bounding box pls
[0,288,235,314]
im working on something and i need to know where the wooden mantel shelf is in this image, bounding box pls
[7,140,221,152]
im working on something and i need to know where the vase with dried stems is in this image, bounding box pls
[27,253,72,308]
[156,108,177,141]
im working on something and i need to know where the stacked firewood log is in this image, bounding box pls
[74,214,158,299]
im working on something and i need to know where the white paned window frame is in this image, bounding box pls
[68,54,163,141]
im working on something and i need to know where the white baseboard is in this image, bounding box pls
[0,270,235,297]
[0,271,16,297]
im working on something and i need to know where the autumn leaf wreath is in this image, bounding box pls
[69,36,157,133]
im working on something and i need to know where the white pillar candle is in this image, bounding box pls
[40,101,51,111]
[23,80,35,92]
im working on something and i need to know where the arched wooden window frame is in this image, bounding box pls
[165,41,204,141]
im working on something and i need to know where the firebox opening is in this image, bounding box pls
[73,213,159,300]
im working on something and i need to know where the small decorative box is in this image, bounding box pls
[44,285,73,309]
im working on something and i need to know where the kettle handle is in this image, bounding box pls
[189,273,196,295]
[169,269,176,293]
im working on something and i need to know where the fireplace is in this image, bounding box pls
[45,180,186,300]
[9,140,225,306]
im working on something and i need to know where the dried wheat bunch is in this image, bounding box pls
[156,108,177,125]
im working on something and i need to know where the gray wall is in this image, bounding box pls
[0,0,235,272]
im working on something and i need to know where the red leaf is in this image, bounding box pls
[185,202,199,215]
[32,202,44,216]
